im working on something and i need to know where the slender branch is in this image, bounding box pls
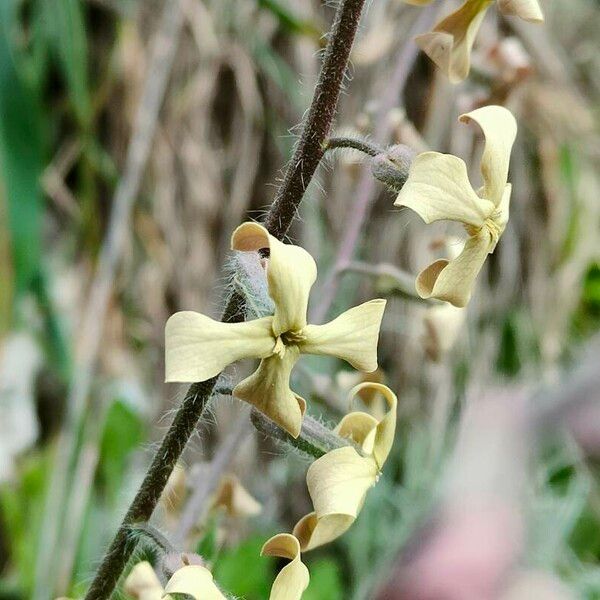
[325,136,384,157]
[83,1,366,598]
[264,0,367,240]
[340,260,434,304]
[36,3,184,598]
[311,5,440,323]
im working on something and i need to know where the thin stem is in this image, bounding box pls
[83,379,216,600]
[311,5,440,324]
[325,136,384,157]
[83,1,366,598]
[264,0,367,240]
[340,260,435,304]
[250,409,358,458]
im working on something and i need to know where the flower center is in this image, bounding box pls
[273,329,306,358]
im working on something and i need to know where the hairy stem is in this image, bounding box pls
[264,0,366,240]
[84,1,366,598]
[325,136,384,157]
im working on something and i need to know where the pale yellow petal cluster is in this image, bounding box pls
[262,533,310,600]
[166,222,386,437]
[395,105,517,307]
[404,0,544,82]
[293,383,397,551]
[123,561,226,600]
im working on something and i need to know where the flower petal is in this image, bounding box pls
[394,152,495,227]
[163,564,226,600]
[416,230,494,307]
[232,222,317,336]
[262,534,309,600]
[459,106,517,207]
[212,475,262,518]
[415,0,493,82]
[497,0,544,22]
[165,312,275,382]
[294,446,379,551]
[300,299,386,372]
[125,562,163,600]
[336,383,398,467]
[233,346,305,437]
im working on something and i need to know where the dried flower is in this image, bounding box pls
[262,533,310,600]
[166,222,386,437]
[394,105,517,307]
[293,383,397,550]
[404,0,543,82]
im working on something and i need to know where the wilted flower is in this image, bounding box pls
[293,383,397,550]
[395,105,517,307]
[166,222,386,437]
[262,533,309,600]
[403,0,544,82]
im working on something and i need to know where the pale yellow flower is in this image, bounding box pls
[262,533,310,600]
[404,0,544,82]
[165,222,386,437]
[394,105,517,307]
[123,561,226,600]
[292,382,397,551]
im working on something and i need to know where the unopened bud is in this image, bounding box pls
[371,144,415,192]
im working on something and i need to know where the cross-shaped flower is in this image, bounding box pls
[394,105,517,307]
[404,0,544,82]
[165,222,386,438]
[292,382,397,551]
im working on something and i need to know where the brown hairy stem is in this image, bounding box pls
[83,1,366,598]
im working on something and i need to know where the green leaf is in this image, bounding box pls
[0,3,44,297]
[39,0,92,128]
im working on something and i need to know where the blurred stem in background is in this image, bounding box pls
[83,0,367,598]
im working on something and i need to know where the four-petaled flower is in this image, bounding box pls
[165,222,386,437]
[394,105,517,307]
[292,382,397,551]
[404,0,544,82]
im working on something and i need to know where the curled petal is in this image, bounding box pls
[402,0,435,4]
[300,299,386,372]
[163,564,226,600]
[497,0,544,22]
[415,0,493,83]
[295,446,379,551]
[233,346,305,437]
[125,562,163,600]
[395,152,494,227]
[232,222,317,336]
[262,534,309,600]
[165,312,274,382]
[212,475,262,518]
[459,106,517,207]
[416,230,494,307]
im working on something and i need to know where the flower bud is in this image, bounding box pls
[371,144,415,192]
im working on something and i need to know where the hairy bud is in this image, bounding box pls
[371,144,415,192]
